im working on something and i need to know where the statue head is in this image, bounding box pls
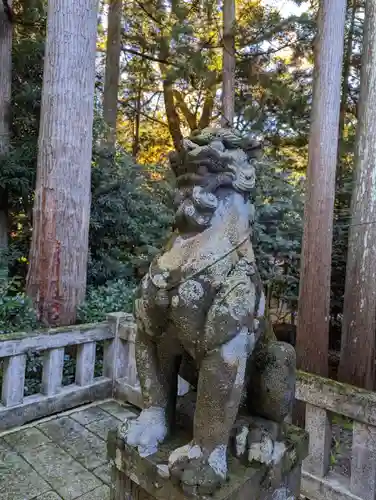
[169,127,262,232]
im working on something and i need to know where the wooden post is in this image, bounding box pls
[2,354,26,406]
[76,342,96,386]
[103,312,129,383]
[351,422,376,500]
[303,404,331,477]
[42,347,64,395]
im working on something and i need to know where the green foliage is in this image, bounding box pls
[77,278,136,323]
[89,146,174,286]
[253,158,303,310]
[0,262,38,334]
[0,0,361,359]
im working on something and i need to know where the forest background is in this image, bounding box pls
[0,0,364,385]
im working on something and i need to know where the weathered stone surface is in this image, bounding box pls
[123,127,297,495]
[92,462,111,485]
[296,370,376,426]
[22,443,102,500]
[99,400,139,421]
[0,437,11,458]
[38,416,107,470]
[3,426,51,452]
[86,413,125,440]
[35,492,63,500]
[108,423,308,500]
[70,405,109,425]
[77,484,110,499]
[1,353,26,407]
[0,448,50,500]
[303,404,331,478]
[42,347,64,396]
[0,377,112,432]
[350,421,376,500]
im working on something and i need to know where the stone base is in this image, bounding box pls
[107,423,308,500]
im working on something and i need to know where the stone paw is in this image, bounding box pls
[271,487,295,500]
[232,424,286,466]
[168,442,228,496]
[120,406,168,457]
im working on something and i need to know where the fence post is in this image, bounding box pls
[303,403,331,477]
[103,312,129,388]
[351,421,376,500]
[1,354,26,407]
[76,342,96,386]
[41,348,64,395]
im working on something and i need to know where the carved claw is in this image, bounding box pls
[168,443,228,496]
[120,406,168,458]
[232,422,286,466]
[271,487,295,500]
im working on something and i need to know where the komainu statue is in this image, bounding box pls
[122,128,296,496]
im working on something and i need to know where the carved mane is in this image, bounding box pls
[168,127,262,232]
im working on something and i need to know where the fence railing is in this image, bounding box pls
[0,312,139,431]
[296,371,376,500]
[2,312,376,500]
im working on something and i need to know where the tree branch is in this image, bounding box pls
[173,90,197,131]
[121,45,182,69]
[118,99,169,128]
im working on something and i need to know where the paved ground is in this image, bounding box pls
[0,400,139,500]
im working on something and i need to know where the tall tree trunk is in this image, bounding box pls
[337,0,357,176]
[296,0,346,377]
[163,78,183,151]
[198,89,215,130]
[338,0,376,390]
[0,0,12,255]
[26,0,98,326]
[221,0,235,127]
[103,0,122,151]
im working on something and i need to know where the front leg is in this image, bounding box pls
[169,265,259,496]
[122,277,182,457]
[169,328,253,496]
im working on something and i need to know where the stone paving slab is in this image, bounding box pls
[33,492,63,500]
[0,400,138,500]
[70,406,109,426]
[85,413,123,440]
[0,448,51,500]
[92,462,111,485]
[99,400,139,421]
[38,416,107,470]
[22,442,103,500]
[77,484,110,499]
[4,426,52,453]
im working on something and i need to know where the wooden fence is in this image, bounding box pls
[0,312,140,430]
[297,371,376,500]
[1,313,376,500]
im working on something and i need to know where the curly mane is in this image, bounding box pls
[169,127,262,194]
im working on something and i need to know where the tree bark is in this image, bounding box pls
[221,0,235,127]
[198,89,215,130]
[337,0,357,177]
[132,73,142,158]
[26,0,98,326]
[296,0,346,377]
[103,0,122,151]
[0,0,12,254]
[338,0,376,390]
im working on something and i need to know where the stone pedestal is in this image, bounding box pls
[107,423,308,500]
